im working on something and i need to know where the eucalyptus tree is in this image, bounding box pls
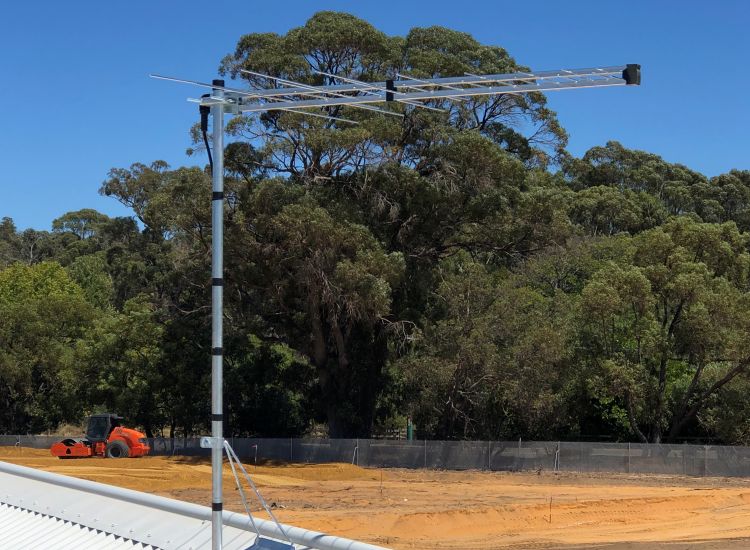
[0,262,94,432]
[579,217,750,442]
[210,12,573,435]
[0,217,19,267]
[218,10,568,179]
[400,252,575,439]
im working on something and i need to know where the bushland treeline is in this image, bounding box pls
[3,12,750,444]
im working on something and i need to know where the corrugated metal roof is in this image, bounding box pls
[0,462,279,549]
[0,503,151,549]
[0,460,389,550]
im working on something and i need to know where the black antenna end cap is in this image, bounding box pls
[623,64,641,85]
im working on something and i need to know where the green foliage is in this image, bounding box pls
[66,253,114,309]
[81,296,165,435]
[569,185,667,236]
[52,209,110,240]
[577,218,750,442]
[400,253,574,439]
[225,335,316,436]
[7,13,750,445]
[0,217,19,267]
[0,262,94,432]
[0,261,86,304]
[218,11,567,179]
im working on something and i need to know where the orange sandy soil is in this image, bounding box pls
[3,447,750,549]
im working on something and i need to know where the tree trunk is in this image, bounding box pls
[309,299,327,369]
[326,400,346,439]
[667,360,749,441]
[626,392,648,443]
[666,361,705,441]
[321,360,351,438]
[652,355,668,443]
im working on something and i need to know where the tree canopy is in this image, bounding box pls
[3,12,750,444]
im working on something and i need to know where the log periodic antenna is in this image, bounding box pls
[239,69,405,118]
[150,62,640,550]
[153,64,641,115]
[151,74,361,124]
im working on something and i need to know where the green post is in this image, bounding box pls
[406,417,414,441]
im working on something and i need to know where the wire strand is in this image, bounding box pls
[202,128,213,172]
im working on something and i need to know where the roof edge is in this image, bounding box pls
[0,460,388,550]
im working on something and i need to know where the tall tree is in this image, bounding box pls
[218,11,567,179]
[0,262,95,432]
[579,217,750,442]
[400,253,574,439]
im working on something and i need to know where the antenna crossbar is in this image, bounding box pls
[152,65,638,114]
[156,65,625,98]
[314,70,445,112]
[236,75,629,113]
[241,69,404,118]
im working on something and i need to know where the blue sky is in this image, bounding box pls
[1,1,748,229]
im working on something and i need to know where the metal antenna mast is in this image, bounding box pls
[209,80,225,550]
[152,62,640,550]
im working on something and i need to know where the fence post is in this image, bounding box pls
[682,445,686,475]
[517,437,522,471]
[627,442,631,474]
[704,444,708,477]
[488,441,491,471]
[424,439,427,468]
[290,437,293,463]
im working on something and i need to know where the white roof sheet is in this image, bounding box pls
[0,460,387,550]
[0,463,278,550]
[0,504,151,549]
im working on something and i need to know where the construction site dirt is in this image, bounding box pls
[3,447,750,549]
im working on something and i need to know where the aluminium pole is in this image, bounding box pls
[210,79,225,550]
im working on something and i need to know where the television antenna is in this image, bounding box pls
[151,63,641,550]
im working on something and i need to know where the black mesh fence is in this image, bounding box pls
[0,435,63,449]
[7,436,750,477]
[359,440,424,468]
